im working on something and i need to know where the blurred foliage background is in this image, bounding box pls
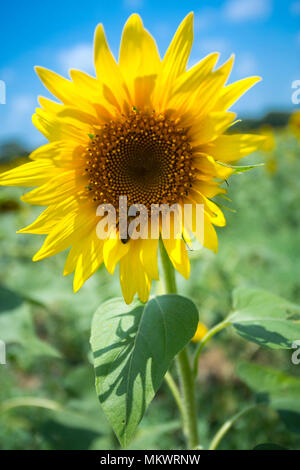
[0,120,300,450]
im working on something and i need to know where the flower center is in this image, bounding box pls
[84,110,194,209]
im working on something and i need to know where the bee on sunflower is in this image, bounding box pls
[0,13,264,304]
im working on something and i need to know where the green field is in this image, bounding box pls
[1,130,300,450]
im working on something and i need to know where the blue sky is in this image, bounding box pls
[0,0,299,149]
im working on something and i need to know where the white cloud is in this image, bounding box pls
[11,95,35,121]
[199,37,231,56]
[0,67,15,85]
[223,0,272,22]
[1,94,36,137]
[194,8,219,32]
[57,43,94,75]
[235,53,258,76]
[123,0,143,8]
[290,1,300,15]
[153,21,171,41]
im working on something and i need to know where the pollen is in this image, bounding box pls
[84,110,194,209]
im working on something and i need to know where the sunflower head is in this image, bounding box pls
[259,125,275,153]
[84,109,194,209]
[0,13,265,304]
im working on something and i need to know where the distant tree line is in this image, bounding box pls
[234,111,292,132]
[0,141,29,163]
[0,111,294,163]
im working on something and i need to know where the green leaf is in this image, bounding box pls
[278,410,300,435]
[0,284,61,359]
[217,161,264,174]
[90,294,198,448]
[237,362,300,434]
[228,288,300,349]
[253,443,288,450]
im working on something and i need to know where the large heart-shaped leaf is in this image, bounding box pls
[90,294,198,447]
[237,362,300,434]
[228,288,300,349]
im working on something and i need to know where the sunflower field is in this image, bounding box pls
[1,3,300,453]
[1,127,300,450]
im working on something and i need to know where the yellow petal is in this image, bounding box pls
[192,180,226,198]
[38,96,63,113]
[214,76,261,112]
[183,201,218,252]
[119,14,160,104]
[94,23,129,109]
[171,52,220,96]
[30,141,85,168]
[21,170,86,205]
[69,70,101,99]
[203,214,218,253]
[35,66,93,111]
[120,253,137,305]
[18,208,59,235]
[190,55,234,117]
[55,106,100,126]
[120,238,155,304]
[33,205,95,261]
[139,238,159,280]
[0,160,59,187]
[70,69,115,120]
[32,108,89,143]
[171,55,234,118]
[64,243,82,276]
[188,190,226,227]
[190,111,236,146]
[162,237,190,279]
[192,154,233,179]
[73,233,104,292]
[19,197,78,234]
[202,134,266,163]
[103,236,129,274]
[131,241,152,302]
[203,197,226,227]
[135,267,151,303]
[153,12,194,108]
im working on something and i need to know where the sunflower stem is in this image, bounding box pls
[159,240,199,450]
[164,371,185,419]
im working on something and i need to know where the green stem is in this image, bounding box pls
[159,240,177,294]
[209,404,259,450]
[193,319,230,378]
[160,240,199,449]
[0,397,63,414]
[164,371,185,419]
[176,347,199,449]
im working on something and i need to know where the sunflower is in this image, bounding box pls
[191,322,209,343]
[290,110,300,140]
[258,125,275,153]
[0,13,264,304]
